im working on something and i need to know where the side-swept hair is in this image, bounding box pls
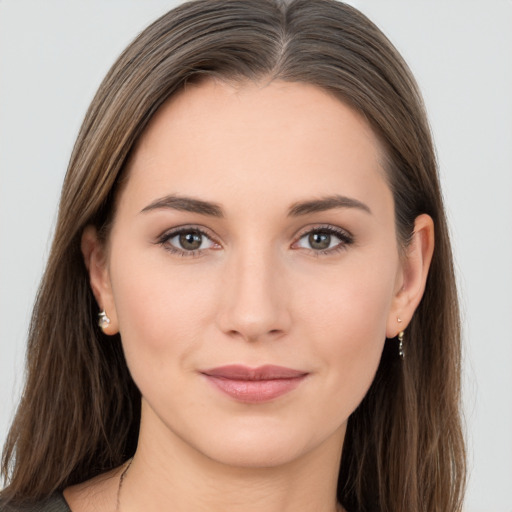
[1,1,465,510]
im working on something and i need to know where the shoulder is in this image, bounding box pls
[0,493,71,512]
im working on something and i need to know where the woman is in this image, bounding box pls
[0,0,466,511]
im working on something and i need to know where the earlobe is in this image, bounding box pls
[386,214,435,338]
[81,225,119,335]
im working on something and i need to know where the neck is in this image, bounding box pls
[120,403,345,512]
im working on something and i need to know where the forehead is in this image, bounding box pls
[122,79,391,217]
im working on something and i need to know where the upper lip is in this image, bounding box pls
[201,364,307,381]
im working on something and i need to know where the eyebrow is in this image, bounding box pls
[287,195,372,216]
[141,195,224,217]
[140,193,371,218]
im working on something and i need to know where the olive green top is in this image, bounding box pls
[0,493,71,512]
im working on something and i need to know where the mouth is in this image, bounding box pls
[200,365,308,403]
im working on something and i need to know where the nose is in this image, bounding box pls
[216,245,292,343]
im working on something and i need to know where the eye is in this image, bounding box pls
[158,227,219,256]
[293,226,353,254]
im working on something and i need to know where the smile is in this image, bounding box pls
[201,365,308,403]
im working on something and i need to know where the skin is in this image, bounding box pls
[69,79,434,512]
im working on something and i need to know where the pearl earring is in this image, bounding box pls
[98,310,111,331]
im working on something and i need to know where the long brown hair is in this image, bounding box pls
[1,1,465,510]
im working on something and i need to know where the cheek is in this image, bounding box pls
[299,249,397,345]
[107,247,220,382]
[296,252,397,413]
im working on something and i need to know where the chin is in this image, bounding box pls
[178,414,346,470]
[200,436,312,469]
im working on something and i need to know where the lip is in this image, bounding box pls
[201,365,308,403]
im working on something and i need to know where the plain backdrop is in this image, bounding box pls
[0,1,511,511]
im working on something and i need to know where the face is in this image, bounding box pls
[85,79,414,469]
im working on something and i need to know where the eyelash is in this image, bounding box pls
[156,226,219,257]
[156,224,354,258]
[293,224,354,256]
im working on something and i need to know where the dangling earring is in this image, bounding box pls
[98,310,111,331]
[397,330,405,359]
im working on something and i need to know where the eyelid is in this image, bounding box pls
[156,224,222,257]
[291,224,354,254]
[154,223,353,258]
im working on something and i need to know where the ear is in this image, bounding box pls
[81,225,119,335]
[386,214,435,338]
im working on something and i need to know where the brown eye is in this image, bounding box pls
[179,231,203,250]
[294,226,353,254]
[308,232,331,250]
[161,228,217,255]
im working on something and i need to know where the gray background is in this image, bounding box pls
[1,1,511,510]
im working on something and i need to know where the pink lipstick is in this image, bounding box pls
[201,365,308,403]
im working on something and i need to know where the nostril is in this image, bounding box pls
[225,327,285,343]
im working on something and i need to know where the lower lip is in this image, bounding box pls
[204,375,306,403]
